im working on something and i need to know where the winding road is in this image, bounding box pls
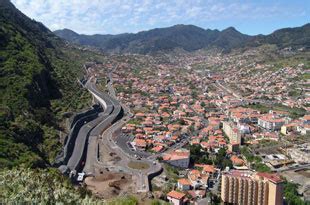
[58,68,162,193]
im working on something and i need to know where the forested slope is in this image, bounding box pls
[0,0,105,168]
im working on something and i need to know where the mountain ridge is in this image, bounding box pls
[54,23,310,54]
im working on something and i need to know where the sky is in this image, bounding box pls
[11,0,310,35]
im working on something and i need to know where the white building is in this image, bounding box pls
[258,114,286,131]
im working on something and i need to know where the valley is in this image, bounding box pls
[0,0,309,204]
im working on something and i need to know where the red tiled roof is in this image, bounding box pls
[134,139,147,147]
[152,146,164,152]
[231,155,244,166]
[203,165,216,173]
[167,191,186,200]
[178,178,191,186]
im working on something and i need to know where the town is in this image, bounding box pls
[1,0,309,204]
[84,46,310,204]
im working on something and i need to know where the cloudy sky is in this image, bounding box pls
[11,0,309,35]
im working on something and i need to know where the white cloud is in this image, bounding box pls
[11,0,308,34]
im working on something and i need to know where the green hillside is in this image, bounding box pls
[0,0,105,168]
[55,23,309,54]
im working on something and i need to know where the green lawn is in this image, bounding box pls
[127,161,150,170]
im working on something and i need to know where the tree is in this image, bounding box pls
[189,144,203,163]
[283,181,306,205]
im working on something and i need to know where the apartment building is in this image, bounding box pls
[221,170,283,205]
[257,114,286,131]
[222,121,242,145]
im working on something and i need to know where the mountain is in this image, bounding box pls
[0,0,103,168]
[54,24,248,53]
[248,23,310,48]
[54,23,309,54]
[211,27,251,49]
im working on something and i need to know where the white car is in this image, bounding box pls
[77,172,85,182]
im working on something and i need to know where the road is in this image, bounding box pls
[56,106,100,166]
[115,133,151,159]
[58,67,162,192]
[215,80,243,100]
[82,78,122,174]
[95,71,162,192]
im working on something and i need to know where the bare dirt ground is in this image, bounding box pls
[85,171,135,199]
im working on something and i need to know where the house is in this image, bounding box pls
[167,190,186,205]
[133,138,147,149]
[195,164,219,180]
[163,149,190,168]
[177,178,191,191]
[230,155,245,167]
[151,145,164,153]
[298,124,310,135]
[187,190,206,201]
[202,165,216,177]
[281,123,297,135]
[302,115,310,124]
[237,123,251,134]
[188,169,209,189]
[229,107,260,124]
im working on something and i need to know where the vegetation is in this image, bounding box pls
[0,0,107,168]
[107,195,138,205]
[54,23,310,54]
[0,2,113,203]
[1,168,142,204]
[189,145,232,168]
[240,147,271,172]
[127,161,150,170]
[214,147,233,169]
[0,167,100,204]
[244,103,306,119]
[283,181,308,205]
[164,163,179,181]
[150,199,170,205]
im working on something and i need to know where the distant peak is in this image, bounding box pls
[55,28,77,34]
[223,27,239,33]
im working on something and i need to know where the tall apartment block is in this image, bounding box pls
[221,170,283,205]
[222,121,242,145]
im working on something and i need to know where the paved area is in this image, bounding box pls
[115,134,151,158]
[84,70,162,193]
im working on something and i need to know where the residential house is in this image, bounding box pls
[177,178,191,191]
[188,169,209,189]
[167,190,186,205]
